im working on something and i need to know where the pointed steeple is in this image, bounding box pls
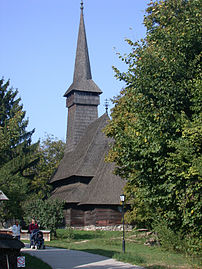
[64,2,102,152]
[64,1,102,97]
[73,1,92,82]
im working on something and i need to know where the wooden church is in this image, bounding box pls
[50,2,125,228]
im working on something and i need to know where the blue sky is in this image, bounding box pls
[0,0,149,142]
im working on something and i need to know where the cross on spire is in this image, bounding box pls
[104,99,110,115]
[80,0,84,10]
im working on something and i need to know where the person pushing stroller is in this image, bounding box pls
[28,219,38,248]
[28,218,45,249]
[30,229,45,249]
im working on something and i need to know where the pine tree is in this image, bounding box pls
[0,79,39,222]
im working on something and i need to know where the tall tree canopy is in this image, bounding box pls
[105,0,201,251]
[0,79,39,222]
[23,198,65,236]
[30,134,65,199]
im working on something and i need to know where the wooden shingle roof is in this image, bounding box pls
[50,113,125,206]
[79,157,125,205]
[64,5,102,97]
[51,182,88,203]
[50,113,110,183]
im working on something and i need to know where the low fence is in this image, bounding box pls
[0,229,51,241]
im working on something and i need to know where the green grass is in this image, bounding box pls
[23,253,52,269]
[46,229,202,269]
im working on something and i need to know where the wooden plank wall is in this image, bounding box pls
[65,206,122,227]
[95,208,122,226]
[71,209,84,226]
[84,210,96,226]
[64,209,71,226]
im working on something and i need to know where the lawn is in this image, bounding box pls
[45,229,201,269]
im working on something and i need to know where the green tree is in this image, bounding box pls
[105,0,201,251]
[30,134,65,199]
[23,199,65,236]
[0,79,39,223]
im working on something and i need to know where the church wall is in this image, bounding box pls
[63,204,84,227]
[66,104,76,152]
[70,208,85,226]
[84,209,96,226]
[63,208,71,226]
[95,207,122,226]
[66,104,98,152]
[64,205,122,227]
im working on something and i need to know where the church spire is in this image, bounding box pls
[64,1,102,97]
[73,0,92,82]
[64,2,102,152]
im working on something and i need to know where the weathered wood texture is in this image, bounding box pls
[94,208,122,226]
[64,206,122,227]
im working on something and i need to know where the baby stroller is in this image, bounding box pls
[30,229,45,249]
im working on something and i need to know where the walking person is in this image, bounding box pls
[12,220,21,240]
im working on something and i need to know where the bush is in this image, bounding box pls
[184,235,202,256]
[23,199,65,236]
[153,217,202,256]
[153,218,186,253]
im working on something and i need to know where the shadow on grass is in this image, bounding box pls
[76,248,119,258]
[73,233,102,241]
[82,251,177,269]
[144,265,170,269]
[77,249,147,267]
[57,230,104,241]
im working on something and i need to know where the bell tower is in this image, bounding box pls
[64,1,102,152]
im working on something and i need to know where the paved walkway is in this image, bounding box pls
[23,245,144,269]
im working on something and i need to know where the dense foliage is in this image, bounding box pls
[30,134,65,199]
[0,79,39,223]
[23,199,65,235]
[105,0,201,253]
